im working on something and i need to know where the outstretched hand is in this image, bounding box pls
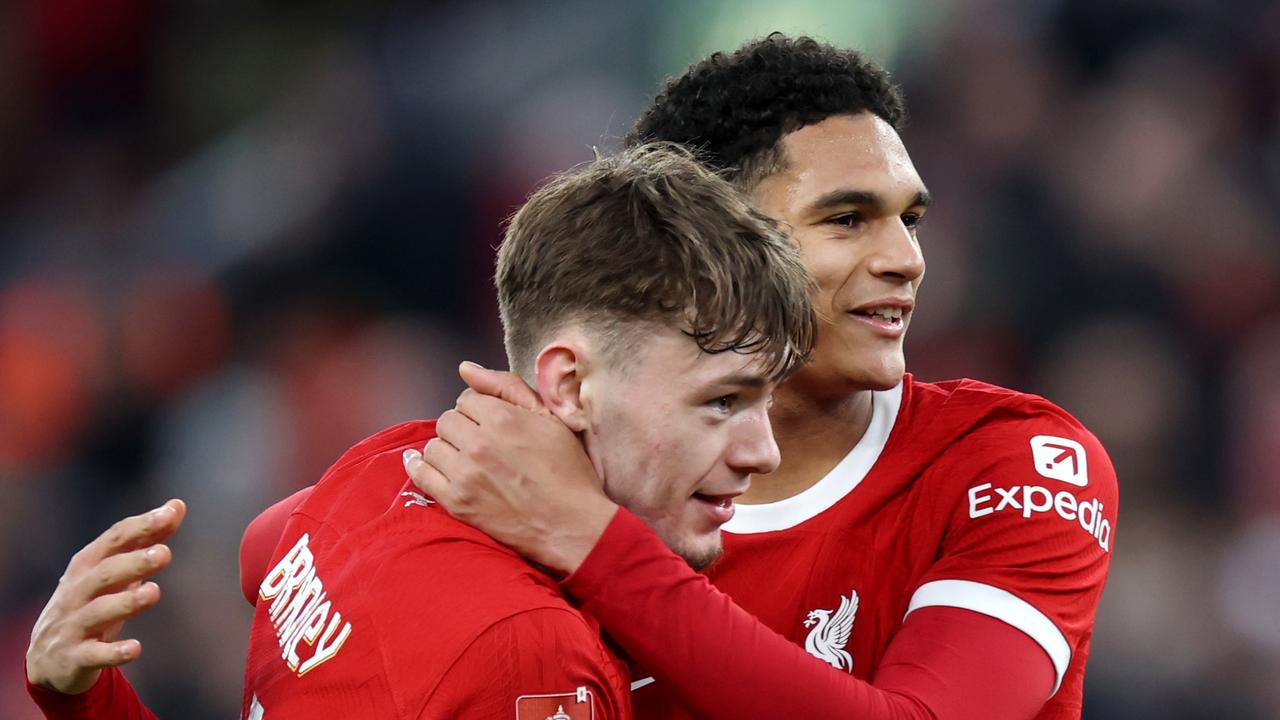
[26,499,186,695]
[404,363,617,574]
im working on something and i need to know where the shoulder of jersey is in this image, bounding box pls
[327,419,440,478]
[907,376,1115,494]
[908,377,1085,437]
[292,419,440,531]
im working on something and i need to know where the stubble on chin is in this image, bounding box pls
[680,539,724,571]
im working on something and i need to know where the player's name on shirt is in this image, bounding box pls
[257,532,353,677]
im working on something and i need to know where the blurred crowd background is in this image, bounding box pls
[1,0,1278,717]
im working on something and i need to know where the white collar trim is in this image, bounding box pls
[724,381,903,534]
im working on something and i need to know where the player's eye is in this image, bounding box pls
[901,212,925,233]
[827,212,863,229]
[707,395,737,414]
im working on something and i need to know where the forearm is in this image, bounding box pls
[26,665,159,720]
[563,509,920,718]
[562,509,1050,720]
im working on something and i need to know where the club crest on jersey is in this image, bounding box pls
[803,588,859,672]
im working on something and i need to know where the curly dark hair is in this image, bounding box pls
[627,33,906,186]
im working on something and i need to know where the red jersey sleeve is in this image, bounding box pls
[421,608,632,720]
[909,400,1117,697]
[563,509,1051,720]
[25,666,158,720]
[239,486,313,605]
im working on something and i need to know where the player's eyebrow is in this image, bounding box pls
[705,373,770,391]
[809,188,931,213]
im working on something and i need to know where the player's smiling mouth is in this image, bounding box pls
[692,492,738,507]
[847,298,913,335]
[855,306,903,322]
[691,491,742,525]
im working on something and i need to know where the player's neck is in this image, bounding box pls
[740,387,875,505]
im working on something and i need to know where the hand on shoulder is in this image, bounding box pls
[404,362,617,573]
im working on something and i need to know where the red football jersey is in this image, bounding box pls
[241,420,632,720]
[628,375,1116,719]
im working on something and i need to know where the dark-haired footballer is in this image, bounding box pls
[401,34,1118,720]
[24,145,817,719]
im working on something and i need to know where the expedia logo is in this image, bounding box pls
[967,483,1112,552]
[1029,435,1087,486]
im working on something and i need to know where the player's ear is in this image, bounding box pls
[533,340,590,433]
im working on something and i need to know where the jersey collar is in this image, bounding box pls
[724,380,903,534]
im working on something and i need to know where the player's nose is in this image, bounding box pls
[728,406,782,475]
[867,219,925,283]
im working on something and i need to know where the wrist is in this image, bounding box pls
[25,659,103,699]
[544,497,618,574]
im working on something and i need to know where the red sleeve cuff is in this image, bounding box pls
[25,663,107,719]
[25,662,157,720]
